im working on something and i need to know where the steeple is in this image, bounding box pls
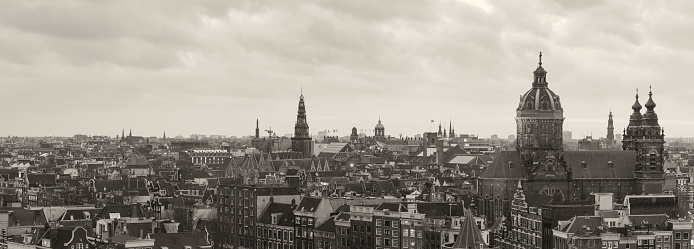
[255,118,260,139]
[293,93,309,138]
[129,129,132,138]
[291,91,312,158]
[607,111,614,140]
[121,129,125,141]
[437,122,442,137]
[451,210,488,249]
[163,131,166,139]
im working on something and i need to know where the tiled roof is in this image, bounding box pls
[375,202,407,212]
[561,216,604,233]
[316,217,336,232]
[148,231,211,249]
[258,202,295,227]
[295,197,323,213]
[481,150,638,179]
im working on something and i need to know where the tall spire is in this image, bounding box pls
[163,131,166,139]
[121,129,125,140]
[607,111,614,140]
[291,90,312,158]
[129,128,132,137]
[255,118,260,139]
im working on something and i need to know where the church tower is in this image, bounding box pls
[255,118,260,139]
[624,87,665,177]
[350,127,358,144]
[607,111,614,141]
[291,92,313,158]
[515,52,564,153]
[374,118,385,142]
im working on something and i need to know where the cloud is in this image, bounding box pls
[0,0,692,138]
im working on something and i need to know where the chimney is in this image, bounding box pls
[140,229,144,239]
[151,219,157,234]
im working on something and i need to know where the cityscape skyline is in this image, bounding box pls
[2,1,694,138]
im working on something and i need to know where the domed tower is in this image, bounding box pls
[350,127,358,143]
[622,91,643,152]
[515,52,564,153]
[633,87,665,175]
[374,118,385,142]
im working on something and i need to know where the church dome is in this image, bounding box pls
[516,52,563,118]
[375,119,384,129]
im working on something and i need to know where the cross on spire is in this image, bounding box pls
[539,51,542,66]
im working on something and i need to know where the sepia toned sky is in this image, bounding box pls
[1,0,694,139]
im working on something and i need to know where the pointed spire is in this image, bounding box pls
[451,209,487,249]
[631,89,642,113]
[645,85,656,110]
[538,51,542,66]
[163,131,166,139]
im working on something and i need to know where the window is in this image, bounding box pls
[76,244,84,249]
[353,225,358,232]
[403,238,409,248]
[393,230,398,237]
[676,233,681,240]
[384,238,391,246]
[385,230,391,236]
[384,220,391,227]
[392,222,398,228]
[684,232,689,240]
[665,236,670,242]
[376,228,382,235]
[366,226,371,233]
[376,219,383,226]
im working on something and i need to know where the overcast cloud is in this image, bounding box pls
[1,0,693,139]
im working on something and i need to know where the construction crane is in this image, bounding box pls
[265,127,274,137]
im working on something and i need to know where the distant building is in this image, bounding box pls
[563,131,573,141]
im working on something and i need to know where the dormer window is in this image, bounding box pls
[508,161,514,169]
[582,161,587,169]
[608,161,614,169]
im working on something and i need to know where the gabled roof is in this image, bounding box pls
[258,202,295,227]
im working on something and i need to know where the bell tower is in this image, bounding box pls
[291,91,313,158]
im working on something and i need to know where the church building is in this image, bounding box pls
[478,53,665,230]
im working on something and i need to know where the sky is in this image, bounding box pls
[1,0,694,139]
